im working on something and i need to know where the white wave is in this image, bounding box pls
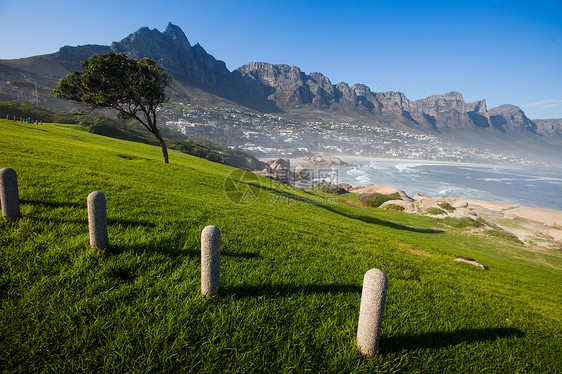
[347,167,366,176]
[477,178,518,182]
[368,161,385,170]
[395,163,423,172]
[356,174,372,185]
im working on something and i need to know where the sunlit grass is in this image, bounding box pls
[0,119,561,372]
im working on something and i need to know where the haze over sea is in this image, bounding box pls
[331,160,562,211]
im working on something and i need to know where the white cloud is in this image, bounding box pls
[525,99,562,108]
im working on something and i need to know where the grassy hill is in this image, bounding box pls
[0,119,560,373]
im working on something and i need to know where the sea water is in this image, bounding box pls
[330,161,562,211]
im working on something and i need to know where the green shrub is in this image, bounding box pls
[383,203,405,211]
[359,192,400,207]
[437,201,455,212]
[425,207,446,215]
[318,183,347,194]
[443,217,485,228]
[486,229,523,244]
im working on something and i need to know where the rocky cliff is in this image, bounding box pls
[488,104,538,134]
[533,119,562,136]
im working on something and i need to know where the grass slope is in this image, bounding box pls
[0,119,561,373]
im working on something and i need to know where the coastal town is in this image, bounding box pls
[161,103,539,166]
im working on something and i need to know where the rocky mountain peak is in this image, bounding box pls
[489,104,537,134]
[163,22,190,46]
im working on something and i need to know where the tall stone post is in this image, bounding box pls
[201,225,220,298]
[357,268,388,356]
[0,167,21,220]
[87,191,108,249]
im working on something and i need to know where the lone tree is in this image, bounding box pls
[54,52,172,163]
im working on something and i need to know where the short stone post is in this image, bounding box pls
[201,225,220,298]
[0,167,21,219]
[87,191,108,249]
[357,268,388,356]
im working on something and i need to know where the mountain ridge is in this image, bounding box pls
[0,22,560,136]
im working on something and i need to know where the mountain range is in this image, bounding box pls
[1,22,560,136]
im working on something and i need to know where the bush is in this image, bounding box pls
[318,183,347,194]
[437,201,455,212]
[486,229,523,244]
[359,192,400,207]
[425,207,446,215]
[443,217,485,228]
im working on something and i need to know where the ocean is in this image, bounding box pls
[329,160,562,211]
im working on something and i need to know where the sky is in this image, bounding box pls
[0,0,561,119]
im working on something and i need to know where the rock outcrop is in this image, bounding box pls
[303,155,348,166]
[533,119,562,136]
[410,92,472,130]
[488,104,538,134]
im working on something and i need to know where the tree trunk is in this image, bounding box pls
[154,130,169,164]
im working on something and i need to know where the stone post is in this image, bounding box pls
[0,167,21,219]
[201,225,220,298]
[87,191,108,249]
[357,268,388,356]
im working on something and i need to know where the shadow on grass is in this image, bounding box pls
[107,218,157,228]
[248,183,443,234]
[108,241,261,260]
[221,283,361,299]
[21,199,85,209]
[379,327,525,353]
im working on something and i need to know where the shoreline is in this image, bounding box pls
[258,155,562,245]
[260,155,530,170]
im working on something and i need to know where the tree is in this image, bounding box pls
[53,52,172,163]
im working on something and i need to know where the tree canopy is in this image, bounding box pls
[53,52,172,163]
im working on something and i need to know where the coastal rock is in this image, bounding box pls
[454,256,485,269]
[449,207,477,218]
[303,155,348,166]
[380,199,416,212]
[338,183,353,192]
[352,184,412,202]
[294,164,310,180]
[413,193,430,200]
[265,158,290,172]
[317,182,347,194]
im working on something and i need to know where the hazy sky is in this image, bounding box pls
[1,0,561,119]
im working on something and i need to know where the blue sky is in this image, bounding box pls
[0,0,561,119]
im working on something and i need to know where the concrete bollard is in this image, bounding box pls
[0,167,21,220]
[201,225,221,298]
[87,191,108,249]
[357,268,388,356]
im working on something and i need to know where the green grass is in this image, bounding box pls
[1,119,561,373]
[425,207,447,215]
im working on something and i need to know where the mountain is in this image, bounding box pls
[0,23,559,136]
